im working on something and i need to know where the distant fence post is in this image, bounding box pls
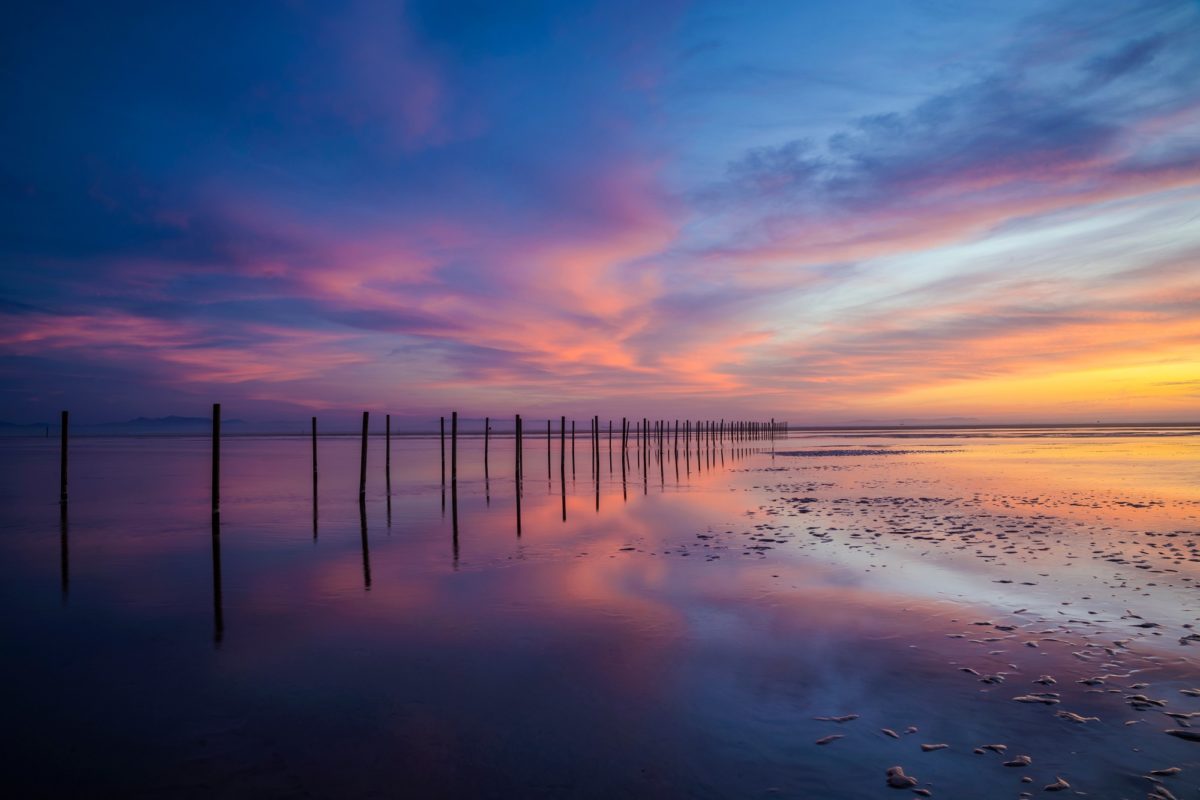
[451,411,458,484]
[59,410,68,505]
[211,403,220,514]
[358,411,369,503]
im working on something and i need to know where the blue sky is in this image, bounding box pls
[2,0,1198,424]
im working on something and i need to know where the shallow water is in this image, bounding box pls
[1,428,1198,798]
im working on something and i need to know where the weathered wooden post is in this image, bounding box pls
[211,403,220,514]
[59,410,68,505]
[385,414,391,485]
[358,411,369,503]
[440,416,446,486]
[559,414,567,521]
[451,411,458,484]
[484,416,490,476]
[311,416,319,539]
[515,413,523,480]
[516,413,523,536]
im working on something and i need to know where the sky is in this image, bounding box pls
[2,0,1198,426]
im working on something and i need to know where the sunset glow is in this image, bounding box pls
[2,0,1198,424]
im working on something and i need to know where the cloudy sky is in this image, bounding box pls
[2,0,1198,425]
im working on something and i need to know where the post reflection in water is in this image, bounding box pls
[642,443,648,495]
[359,502,372,590]
[620,441,627,502]
[452,476,460,566]
[210,512,223,646]
[58,503,68,602]
[659,444,665,491]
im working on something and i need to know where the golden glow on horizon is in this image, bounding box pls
[874,358,1199,419]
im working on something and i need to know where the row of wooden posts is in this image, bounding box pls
[52,405,788,512]
[52,406,780,640]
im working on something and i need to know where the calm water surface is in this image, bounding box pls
[2,428,1198,798]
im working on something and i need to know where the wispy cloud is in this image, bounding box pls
[1,0,1198,423]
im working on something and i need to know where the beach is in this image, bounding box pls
[1,427,1197,798]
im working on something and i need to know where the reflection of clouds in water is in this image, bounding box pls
[1,429,1198,796]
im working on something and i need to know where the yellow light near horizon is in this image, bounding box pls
[873,358,1199,420]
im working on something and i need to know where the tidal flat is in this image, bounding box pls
[1,427,1197,798]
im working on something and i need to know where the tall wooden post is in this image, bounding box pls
[515,414,523,482]
[211,403,220,514]
[59,410,68,505]
[358,411,369,503]
[311,415,318,539]
[440,416,446,486]
[559,414,566,521]
[451,411,458,484]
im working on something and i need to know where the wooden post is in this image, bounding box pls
[312,416,319,538]
[484,416,490,474]
[515,413,522,480]
[451,411,458,484]
[59,410,68,505]
[385,414,391,482]
[211,403,220,514]
[440,416,446,486]
[547,419,551,478]
[593,415,600,512]
[560,417,567,522]
[358,411,369,502]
